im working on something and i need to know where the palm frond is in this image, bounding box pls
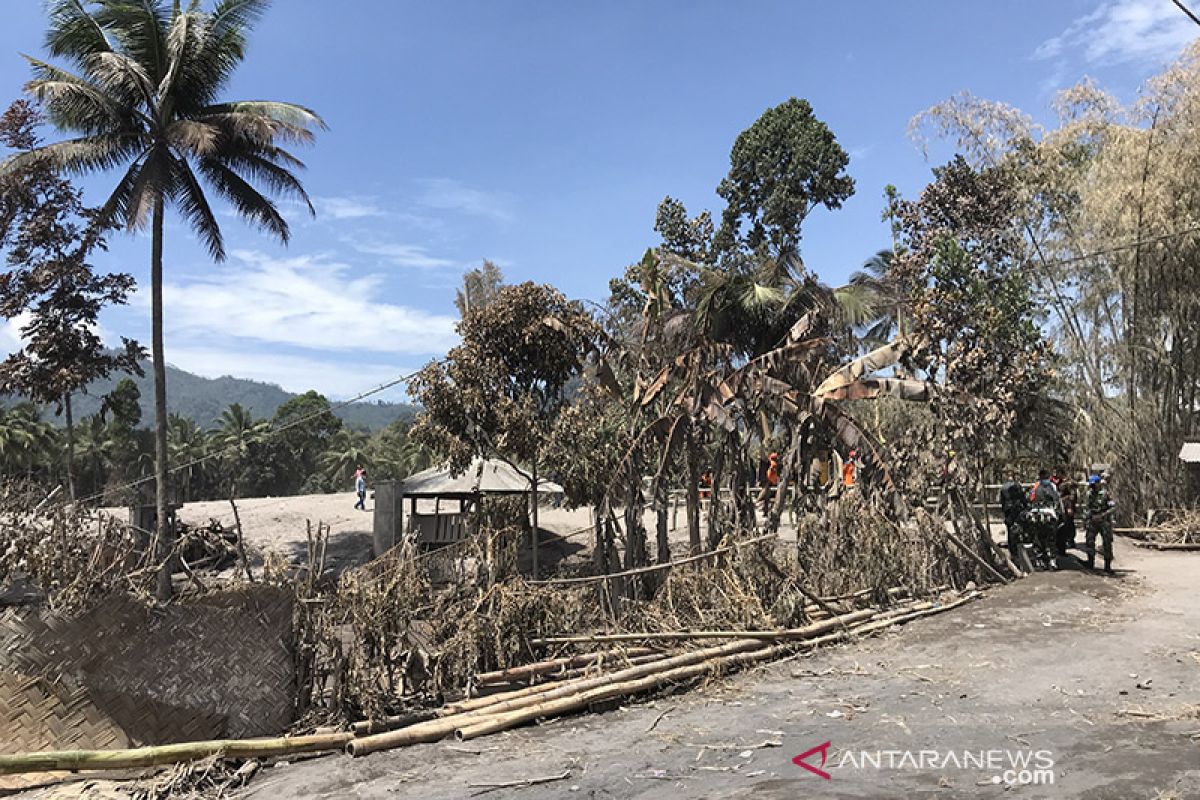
[200,101,327,141]
[81,51,157,106]
[122,145,172,229]
[197,156,289,243]
[45,0,114,68]
[94,153,149,230]
[0,133,147,181]
[216,149,312,211]
[738,280,785,311]
[23,56,138,134]
[157,6,197,102]
[165,119,219,156]
[832,283,880,327]
[93,0,171,83]
[170,154,225,259]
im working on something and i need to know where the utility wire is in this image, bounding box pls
[1040,222,1200,267]
[1172,0,1200,27]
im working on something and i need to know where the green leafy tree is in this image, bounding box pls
[0,100,143,500]
[271,390,341,494]
[2,0,324,595]
[715,98,855,258]
[410,282,599,576]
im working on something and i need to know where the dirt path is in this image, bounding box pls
[239,538,1200,800]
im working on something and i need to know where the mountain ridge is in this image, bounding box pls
[5,360,417,431]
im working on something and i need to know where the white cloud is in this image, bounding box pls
[415,178,515,222]
[163,346,417,400]
[353,241,458,270]
[0,315,29,356]
[156,250,458,356]
[1035,0,1197,66]
[315,196,388,220]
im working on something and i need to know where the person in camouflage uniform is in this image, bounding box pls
[1085,473,1116,574]
[999,471,1029,566]
[1026,468,1063,570]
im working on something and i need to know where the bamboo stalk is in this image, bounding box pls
[474,647,656,686]
[346,638,774,756]
[455,594,978,742]
[348,607,876,757]
[529,607,878,646]
[351,710,438,737]
[1132,541,1200,551]
[0,733,351,777]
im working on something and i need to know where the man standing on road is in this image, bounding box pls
[1085,473,1116,574]
[354,466,368,511]
[1027,468,1063,570]
[999,471,1029,566]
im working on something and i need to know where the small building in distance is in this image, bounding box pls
[372,458,563,556]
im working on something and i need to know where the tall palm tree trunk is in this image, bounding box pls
[63,392,76,502]
[152,196,173,600]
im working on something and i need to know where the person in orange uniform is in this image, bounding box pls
[842,449,858,489]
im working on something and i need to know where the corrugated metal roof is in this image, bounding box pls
[1180,442,1200,463]
[399,458,564,497]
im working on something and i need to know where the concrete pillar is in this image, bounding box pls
[372,480,400,557]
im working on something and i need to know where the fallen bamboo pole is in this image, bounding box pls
[474,647,657,686]
[528,533,778,586]
[346,639,775,756]
[1131,541,1200,551]
[347,607,877,757]
[0,733,352,777]
[455,594,977,742]
[939,526,1009,584]
[529,607,880,646]
[351,710,439,737]
[557,651,673,681]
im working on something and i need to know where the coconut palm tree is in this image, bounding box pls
[0,403,58,479]
[847,249,906,347]
[167,412,209,501]
[212,402,268,454]
[1,1,323,593]
[320,429,371,489]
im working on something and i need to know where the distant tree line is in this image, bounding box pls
[0,382,433,505]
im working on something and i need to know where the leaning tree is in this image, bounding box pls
[0,1,323,596]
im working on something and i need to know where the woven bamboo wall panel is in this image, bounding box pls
[0,585,295,754]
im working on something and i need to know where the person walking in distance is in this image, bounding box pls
[1085,473,1116,574]
[354,466,367,511]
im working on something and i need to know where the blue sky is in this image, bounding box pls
[0,0,1196,400]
